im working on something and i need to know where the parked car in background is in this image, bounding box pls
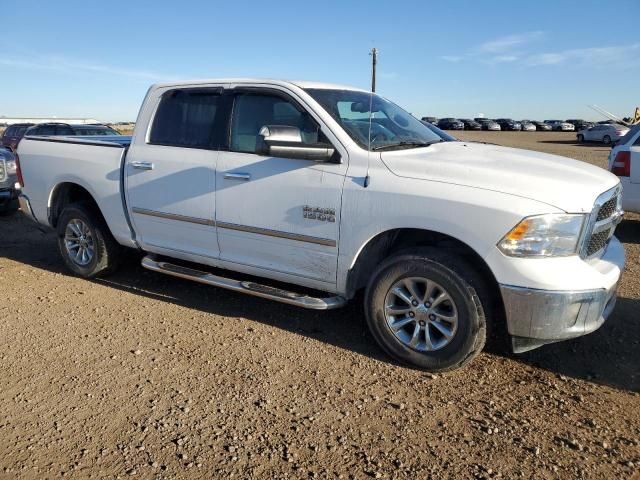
[1,123,35,151]
[495,119,522,131]
[608,125,640,212]
[545,120,575,132]
[460,119,482,130]
[421,117,438,125]
[520,121,536,132]
[0,147,19,215]
[577,124,629,145]
[531,121,552,131]
[567,119,595,131]
[16,78,625,371]
[478,119,501,131]
[70,125,121,136]
[436,118,464,130]
[24,123,121,137]
[421,121,458,141]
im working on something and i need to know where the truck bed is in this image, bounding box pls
[17,135,136,247]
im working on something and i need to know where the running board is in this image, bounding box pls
[141,256,347,310]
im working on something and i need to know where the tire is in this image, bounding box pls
[364,248,487,371]
[577,134,584,143]
[57,203,121,278]
[603,135,611,145]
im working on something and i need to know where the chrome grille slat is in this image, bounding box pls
[596,197,617,221]
[580,185,623,260]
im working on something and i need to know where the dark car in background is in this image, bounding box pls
[437,118,464,130]
[70,124,121,136]
[421,116,438,125]
[24,123,121,137]
[567,119,595,131]
[460,119,482,130]
[1,123,35,151]
[495,118,522,131]
[531,121,552,131]
[0,147,19,215]
[421,121,458,141]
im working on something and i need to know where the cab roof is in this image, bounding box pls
[151,78,368,93]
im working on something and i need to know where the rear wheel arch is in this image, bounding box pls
[48,182,103,228]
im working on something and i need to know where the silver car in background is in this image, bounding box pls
[545,120,575,131]
[520,121,536,132]
[577,123,630,145]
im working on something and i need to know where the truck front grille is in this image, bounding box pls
[581,186,623,259]
[0,159,6,182]
[586,228,613,257]
[596,196,617,221]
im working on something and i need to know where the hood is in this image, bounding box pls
[380,142,619,213]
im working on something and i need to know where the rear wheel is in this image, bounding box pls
[364,249,487,371]
[57,203,121,278]
[603,135,611,145]
[577,134,584,143]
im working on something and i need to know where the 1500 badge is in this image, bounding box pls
[303,206,336,222]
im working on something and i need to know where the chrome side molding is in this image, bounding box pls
[141,256,347,310]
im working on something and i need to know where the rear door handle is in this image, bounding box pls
[131,161,154,170]
[224,172,251,181]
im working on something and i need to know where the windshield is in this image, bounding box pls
[305,89,441,151]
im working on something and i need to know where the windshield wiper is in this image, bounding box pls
[371,140,441,151]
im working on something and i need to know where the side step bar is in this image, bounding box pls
[141,256,347,310]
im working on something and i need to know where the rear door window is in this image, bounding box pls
[149,88,221,149]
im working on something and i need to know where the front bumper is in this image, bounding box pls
[500,237,624,353]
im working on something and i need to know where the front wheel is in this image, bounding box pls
[364,249,487,371]
[577,134,584,143]
[603,135,611,145]
[57,203,121,278]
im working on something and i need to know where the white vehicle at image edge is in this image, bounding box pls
[16,79,625,372]
[608,124,640,212]
[578,124,630,145]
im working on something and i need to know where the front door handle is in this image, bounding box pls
[131,161,154,170]
[224,172,251,181]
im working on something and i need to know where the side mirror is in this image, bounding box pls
[257,125,338,162]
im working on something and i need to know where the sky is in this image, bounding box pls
[1,0,638,122]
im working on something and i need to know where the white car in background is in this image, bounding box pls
[545,120,575,132]
[578,124,630,145]
[608,125,640,212]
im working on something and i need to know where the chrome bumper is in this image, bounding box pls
[501,240,624,353]
[18,194,38,222]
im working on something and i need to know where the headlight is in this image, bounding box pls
[5,160,16,174]
[498,214,586,257]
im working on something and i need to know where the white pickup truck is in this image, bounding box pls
[16,79,625,371]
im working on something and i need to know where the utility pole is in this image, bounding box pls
[370,48,377,92]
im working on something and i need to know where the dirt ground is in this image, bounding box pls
[1,131,639,479]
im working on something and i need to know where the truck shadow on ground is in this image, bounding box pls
[615,218,640,244]
[538,139,610,149]
[1,214,638,392]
